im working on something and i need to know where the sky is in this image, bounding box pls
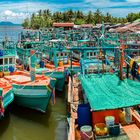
[0,0,140,23]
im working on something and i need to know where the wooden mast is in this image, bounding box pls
[120,44,125,80]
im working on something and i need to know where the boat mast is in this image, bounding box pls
[120,44,125,80]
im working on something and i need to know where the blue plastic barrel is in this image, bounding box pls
[39,61,45,68]
[77,103,91,127]
[9,66,14,73]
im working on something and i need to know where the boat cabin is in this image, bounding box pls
[0,41,16,72]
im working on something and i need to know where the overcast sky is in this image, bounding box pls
[0,0,140,23]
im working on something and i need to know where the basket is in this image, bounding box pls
[94,123,108,136]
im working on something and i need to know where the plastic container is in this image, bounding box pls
[109,123,120,136]
[94,123,108,136]
[77,103,91,127]
[80,125,93,140]
[9,66,15,73]
[105,116,115,127]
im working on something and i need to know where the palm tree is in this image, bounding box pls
[86,11,94,24]
[94,9,102,24]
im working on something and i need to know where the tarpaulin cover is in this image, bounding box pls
[79,74,140,111]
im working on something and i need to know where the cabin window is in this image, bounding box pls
[94,52,96,56]
[9,58,13,64]
[4,58,8,65]
[0,59,3,65]
[90,52,93,56]
[61,53,63,57]
[57,53,59,57]
[13,58,15,64]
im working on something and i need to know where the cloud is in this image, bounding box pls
[127,0,140,2]
[2,10,28,18]
[0,9,30,23]
[0,0,139,23]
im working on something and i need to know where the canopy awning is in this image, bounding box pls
[79,74,140,111]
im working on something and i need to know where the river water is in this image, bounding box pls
[0,26,67,140]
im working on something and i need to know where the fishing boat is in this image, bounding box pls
[16,38,68,91]
[36,39,80,91]
[0,40,16,118]
[3,71,56,112]
[16,50,56,112]
[67,44,140,140]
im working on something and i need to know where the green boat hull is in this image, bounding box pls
[12,85,53,112]
[3,90,14,109]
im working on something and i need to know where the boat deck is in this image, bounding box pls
[0,79,12,96]
[4,72,51,86]
[5,75,31,83]
[0,71,53,96]
[123,124,140,140]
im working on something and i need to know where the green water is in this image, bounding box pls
[0,87,67,140]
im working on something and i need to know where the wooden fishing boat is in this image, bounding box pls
[67,73,140,140]
[3,71,56,112]
[36,39,80,91]
[16,40,68,91]
[67,43,140,140]
[0,40,17,118]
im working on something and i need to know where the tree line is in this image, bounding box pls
[22,9,140,29]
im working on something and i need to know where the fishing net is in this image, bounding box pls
[79,73,140,111]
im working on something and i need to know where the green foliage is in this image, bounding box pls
[22,9,140,29]
[127,12,140,22]
[22,18,30,29]
[74,18,85,25]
